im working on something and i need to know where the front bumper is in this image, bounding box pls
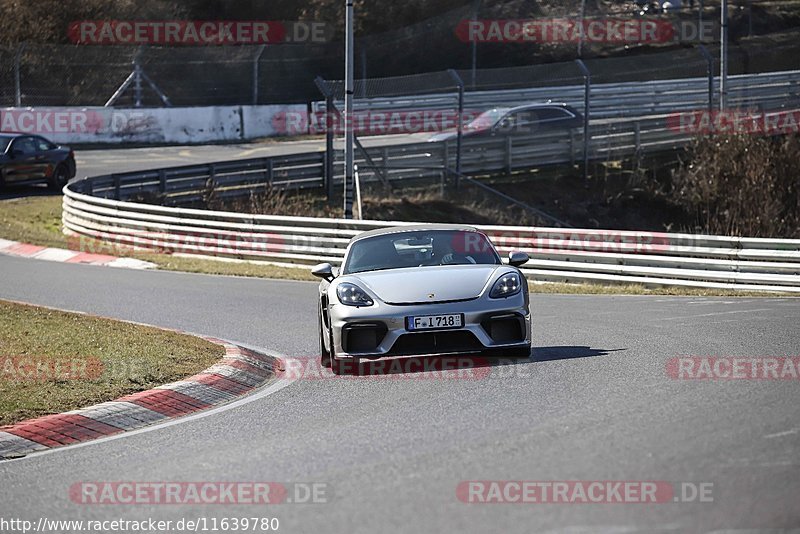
[329,295,531,360]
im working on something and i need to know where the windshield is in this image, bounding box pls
[0,135,13,153]
[464,108,509,132]
[343,230,501,274]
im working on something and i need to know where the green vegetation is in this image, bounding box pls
[0,300,223,426]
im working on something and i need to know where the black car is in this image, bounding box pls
[428,103,584,142]
[0,133,77,190]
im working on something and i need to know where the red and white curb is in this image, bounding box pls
[0,336,282,460]
[0,238,155,269]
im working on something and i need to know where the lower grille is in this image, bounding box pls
[342,323,388,353]
[387,330,483,356]
[482,314,525,343]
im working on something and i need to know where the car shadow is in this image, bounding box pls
[532,346,625,362]
[343,346,622,377]
[0,183,61,200]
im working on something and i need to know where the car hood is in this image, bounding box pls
[346,265,501,304]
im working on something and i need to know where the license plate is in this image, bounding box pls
[407,314,463,331]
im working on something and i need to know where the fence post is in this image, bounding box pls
[447,69,465,189]
[314,76,336,205]
[14,42,25,107]
[699,44,715,115]
[574,59,591,180]
[253,45,266,105]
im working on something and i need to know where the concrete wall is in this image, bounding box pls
[0,104,308,145]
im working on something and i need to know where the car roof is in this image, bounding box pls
[351,224,481,242]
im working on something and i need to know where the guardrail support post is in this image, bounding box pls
[267,158,274,186]
[574,59,591,181]
[447,69,465,189]
[505,136,513,174]
[699,45,715,115]
[159,170,166,194]
[113,175,121,200]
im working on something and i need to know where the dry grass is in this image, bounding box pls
[671,135,800,238]
[0,300,223,426]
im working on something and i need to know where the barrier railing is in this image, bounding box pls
[63,185,800,293]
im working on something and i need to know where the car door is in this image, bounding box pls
[4,137,39,182]
[31,136,59,179]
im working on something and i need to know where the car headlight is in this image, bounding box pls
[336,283,374,307]
[490,272,522,298]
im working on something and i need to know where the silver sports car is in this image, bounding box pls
[312,224,532,374]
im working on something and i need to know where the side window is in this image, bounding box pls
[537,108,573,122]
[11,137,37,155]
[512,110,539,132]
[34,137,55,151]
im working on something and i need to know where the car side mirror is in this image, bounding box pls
[311,263,335,281]
[508,251,529,267]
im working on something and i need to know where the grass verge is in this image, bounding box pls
[0,195,785,296]
[0,196,316,281]
[0,300,224,426]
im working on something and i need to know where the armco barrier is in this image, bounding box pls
[63,184,800,293]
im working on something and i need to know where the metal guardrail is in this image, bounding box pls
[61,68,800,293]
[63,186,800,293]
[315,70,800,119]
[68,114,697,205]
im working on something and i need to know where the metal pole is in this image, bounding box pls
[14,42,25,107]
[326,95,335,204]
[577,0,586,58]
[698,0,704,30]
[447,69,464,188]
[699,45,714,114]
[470,0,480,89]
[253,45,266,105]
[344,0,355,219]
[720,0,728,110]
[360,44,367,98]
[575,59,591,180]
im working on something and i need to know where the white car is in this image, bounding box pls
[313,225,532,374]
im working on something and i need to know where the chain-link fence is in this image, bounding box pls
[0,0,798,107]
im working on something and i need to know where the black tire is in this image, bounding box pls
[332,356,359,376]
[319,307,331,368]
[47,164,69,190]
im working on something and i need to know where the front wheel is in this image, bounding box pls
[332,357,359,376]
[48,164,69,190]
[319,309,331,368]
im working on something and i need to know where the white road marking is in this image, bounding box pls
[3,343,298,464]
[764,429,798,439]
[661,308,772,320]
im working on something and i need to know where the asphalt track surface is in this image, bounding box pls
[0,145,799,533]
